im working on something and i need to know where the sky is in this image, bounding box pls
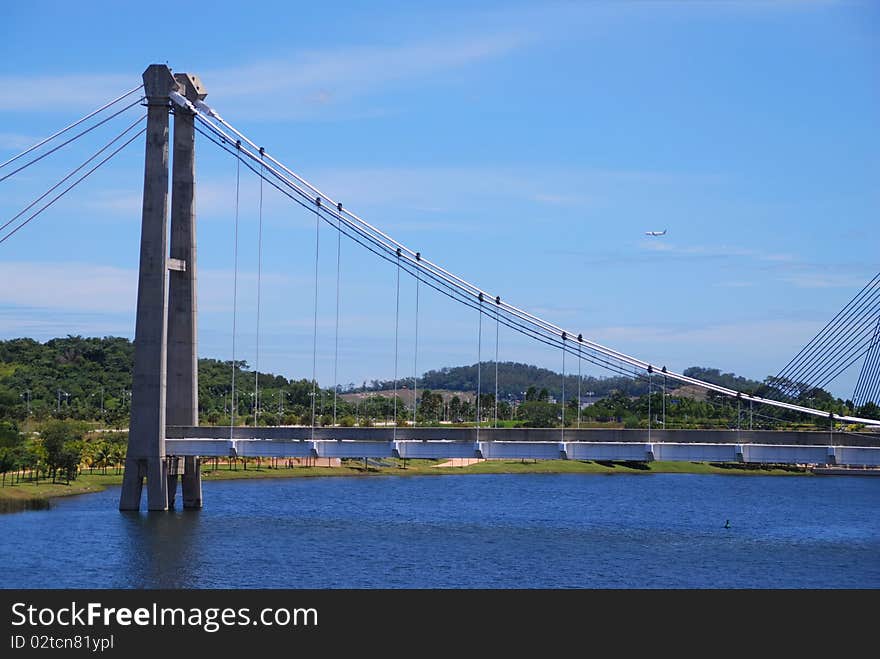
[0,0,878,399]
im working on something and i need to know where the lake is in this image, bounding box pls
[2,473,878,588]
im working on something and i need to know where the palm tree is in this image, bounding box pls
[93,444,110,475]
[110,445,126,475]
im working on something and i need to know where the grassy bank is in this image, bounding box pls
[0,459,810,512]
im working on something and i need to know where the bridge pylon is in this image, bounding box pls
[119,65,205,511]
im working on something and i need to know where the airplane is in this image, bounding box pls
[645,229,667,236]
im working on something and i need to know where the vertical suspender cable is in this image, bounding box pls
[393,248,401,440]
[662,373,666,429]
[494,297,500,429]
[647,367,652,443]
[577,339,582,429]
[254,149,265,427]
[333,202,343,426]
[310,198,321,440]
[230,145,242,439]
[412,253,421,426]
[477,294,483,442]
[737,396,742,441]
[561,333,566,438]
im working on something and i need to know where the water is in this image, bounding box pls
[2,473,878,588]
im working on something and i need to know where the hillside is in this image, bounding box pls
[1,336,873,424]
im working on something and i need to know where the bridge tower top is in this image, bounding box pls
[142,64,178,100]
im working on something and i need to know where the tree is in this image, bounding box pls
[40,420,81,482]
[857,401,880,420]
[516,401,560,428]
[449,395,463,421]
[0,447,16,486]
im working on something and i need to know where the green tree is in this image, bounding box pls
[40,420,81,482]
[0,447,16,486]
[516,401,560,427]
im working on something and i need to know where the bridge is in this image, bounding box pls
[2,64,879,511]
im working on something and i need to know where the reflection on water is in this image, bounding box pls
[1,473,878,588]
[118,510,204,588]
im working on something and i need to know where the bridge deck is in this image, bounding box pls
[164,427,880,467]
[166,426,879,445]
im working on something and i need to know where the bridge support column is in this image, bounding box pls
[167,73,207,510]
[182,456,202,509]
[120,65,179,512]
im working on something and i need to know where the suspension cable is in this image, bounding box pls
[254,148,265,427]
[0,84,144,171]
[189,111,880,426]
[230,145,242,438]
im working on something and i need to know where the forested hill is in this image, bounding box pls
[0,336,819,420]
[681,367,763,393]
[414,362,646,399]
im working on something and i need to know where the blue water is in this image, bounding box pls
[2,473,878,588]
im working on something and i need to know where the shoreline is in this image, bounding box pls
[0,458,812,513]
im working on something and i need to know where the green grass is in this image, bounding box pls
[0,457,811,512]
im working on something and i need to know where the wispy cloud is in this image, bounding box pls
[639,240,794,263]
[0,261,307,315]
[0,262,136,312]
[0,74,139,112]
[204,32,531,120]
[779,272,872,289]
[0,132,38,150]
[0,30,529,118]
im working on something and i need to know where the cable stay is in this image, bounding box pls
[0,122,146,245]
[0,97,144,185]
[0,84,144,172]
[0,115,145,240]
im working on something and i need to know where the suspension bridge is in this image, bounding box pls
[2,65,878,511]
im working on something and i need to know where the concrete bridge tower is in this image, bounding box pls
[119,64,205,511]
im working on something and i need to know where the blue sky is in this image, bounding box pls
[1,0,878,398]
